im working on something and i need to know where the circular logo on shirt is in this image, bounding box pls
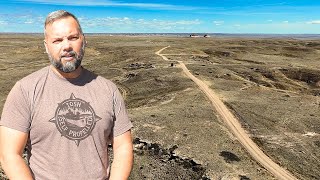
[50,93,101,146]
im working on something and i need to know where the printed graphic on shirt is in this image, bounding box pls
[49,93,101,146]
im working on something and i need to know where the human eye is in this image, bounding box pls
[69,36,79,41]
[52,39,62,44]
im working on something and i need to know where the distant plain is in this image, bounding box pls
[0,34,320,179]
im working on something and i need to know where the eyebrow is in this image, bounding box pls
[50,33,80,39]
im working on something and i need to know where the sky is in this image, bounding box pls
[0,0,320,34]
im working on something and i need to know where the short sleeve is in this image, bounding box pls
[112,88,133,137]
[0,81,31,133]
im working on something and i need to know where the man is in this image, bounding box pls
[0,10,133,179]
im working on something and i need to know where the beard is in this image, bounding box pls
[48,42,85,73]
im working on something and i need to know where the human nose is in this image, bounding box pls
[62,39,72,51]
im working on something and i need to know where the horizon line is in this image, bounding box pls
[1,32,320,35]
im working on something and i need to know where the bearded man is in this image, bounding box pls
[0,10,133,180]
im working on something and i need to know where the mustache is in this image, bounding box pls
[60,51,77,58]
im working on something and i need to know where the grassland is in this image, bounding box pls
[0,34,320,179]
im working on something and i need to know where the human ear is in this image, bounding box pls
[43,40,49,54]
[83,35,87,46]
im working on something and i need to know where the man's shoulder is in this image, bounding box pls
[86,69,118,91]
[17,66,50,91]
[97,75,117,87]
[20,66,50,83]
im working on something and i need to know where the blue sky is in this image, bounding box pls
[1,0,320,34]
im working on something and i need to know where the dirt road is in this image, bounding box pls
[155,46,298,180]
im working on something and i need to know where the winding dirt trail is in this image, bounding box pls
[155,46,297,180]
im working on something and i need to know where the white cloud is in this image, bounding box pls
[267,20,273,22]
[13,0,201,10]
[0,12,44,26]
[283,21,289,23]
[81,17,201,26]
[213,20,224,26]
[307,20,320,24]
[24,20,34,24]
[0,20,8,25]
[77,17,202,32]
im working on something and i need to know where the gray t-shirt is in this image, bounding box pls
[0,66,133,179]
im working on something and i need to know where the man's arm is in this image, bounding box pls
[0,126,33,180]
[109,130,133,180]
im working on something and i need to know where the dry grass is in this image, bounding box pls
[1,34,320,179]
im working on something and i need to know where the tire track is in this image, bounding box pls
[155,46,297,180]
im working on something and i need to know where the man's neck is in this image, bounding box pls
[50,65,83,79]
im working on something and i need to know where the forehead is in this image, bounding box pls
[45,16,80,38]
